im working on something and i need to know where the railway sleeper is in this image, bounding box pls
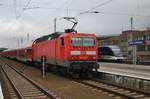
[22,92,45,96]
[24,95,48,99]
[132,94,146,98]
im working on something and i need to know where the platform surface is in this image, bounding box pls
[98,62,150,80]
[0,83,4,99]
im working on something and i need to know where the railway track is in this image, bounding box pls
[1,57,150,99]
[0,59,60,99]
[75,79,150,99]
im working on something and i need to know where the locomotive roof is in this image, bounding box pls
[34,32,62,44]
[33,32,96,44]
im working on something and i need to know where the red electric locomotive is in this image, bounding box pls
[1,17,99,77]
[32,32,99,77]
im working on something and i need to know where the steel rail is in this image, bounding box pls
[0,59,60,99]
[93,78,150,96]
[0,64,24,99]
[75,79,150,99]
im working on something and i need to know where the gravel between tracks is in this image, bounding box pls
[2,57,120,99]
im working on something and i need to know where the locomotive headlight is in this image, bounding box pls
[70,51,81,55]
[92,56,96,59]
[86,51,96,55]
[71,56,74,60]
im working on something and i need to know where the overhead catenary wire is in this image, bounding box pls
[75,0,150,18]
[86,0,113,12]
[5,0,33,47]
[0,3,81,12]
[7,0,32,31]
[42,0,74,33]
[6,0,74,41]
[98,11,150,18]
[48,0,73,17]
[76,0,114,16]
[16,0,32,19]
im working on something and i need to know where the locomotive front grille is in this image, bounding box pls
[70,61,99,70]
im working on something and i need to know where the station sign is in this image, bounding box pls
[128,40,145,46]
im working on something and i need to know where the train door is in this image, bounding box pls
[32,44,38,62]
[54,39,57,64]
[26,48,32,61]
[60,37,65,61]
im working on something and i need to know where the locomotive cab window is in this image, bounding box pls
[83,37,95,46]
[27,48,32,53]
[60,37,64,46]
[71,37,82,46]
[71,37,95,46]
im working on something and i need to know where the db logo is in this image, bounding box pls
[80,56,88,59]
[81,51,86,54]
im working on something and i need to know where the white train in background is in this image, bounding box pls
[98,45,124,63]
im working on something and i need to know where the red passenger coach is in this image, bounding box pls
[32,32,99,76]
[2,46,32,62]
[16,47,32,62]
[2,49,17,59]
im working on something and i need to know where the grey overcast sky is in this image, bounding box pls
[0,0,150,48]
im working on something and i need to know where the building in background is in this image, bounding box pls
[97,28,150,62]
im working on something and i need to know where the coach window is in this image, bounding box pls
[27,48,32,53]
[61,37,64,46]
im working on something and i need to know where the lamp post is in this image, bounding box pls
[130,17,136,65]
[54,18,57,32]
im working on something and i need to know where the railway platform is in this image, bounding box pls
[98,62,150,80]
[0,83,4,99]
